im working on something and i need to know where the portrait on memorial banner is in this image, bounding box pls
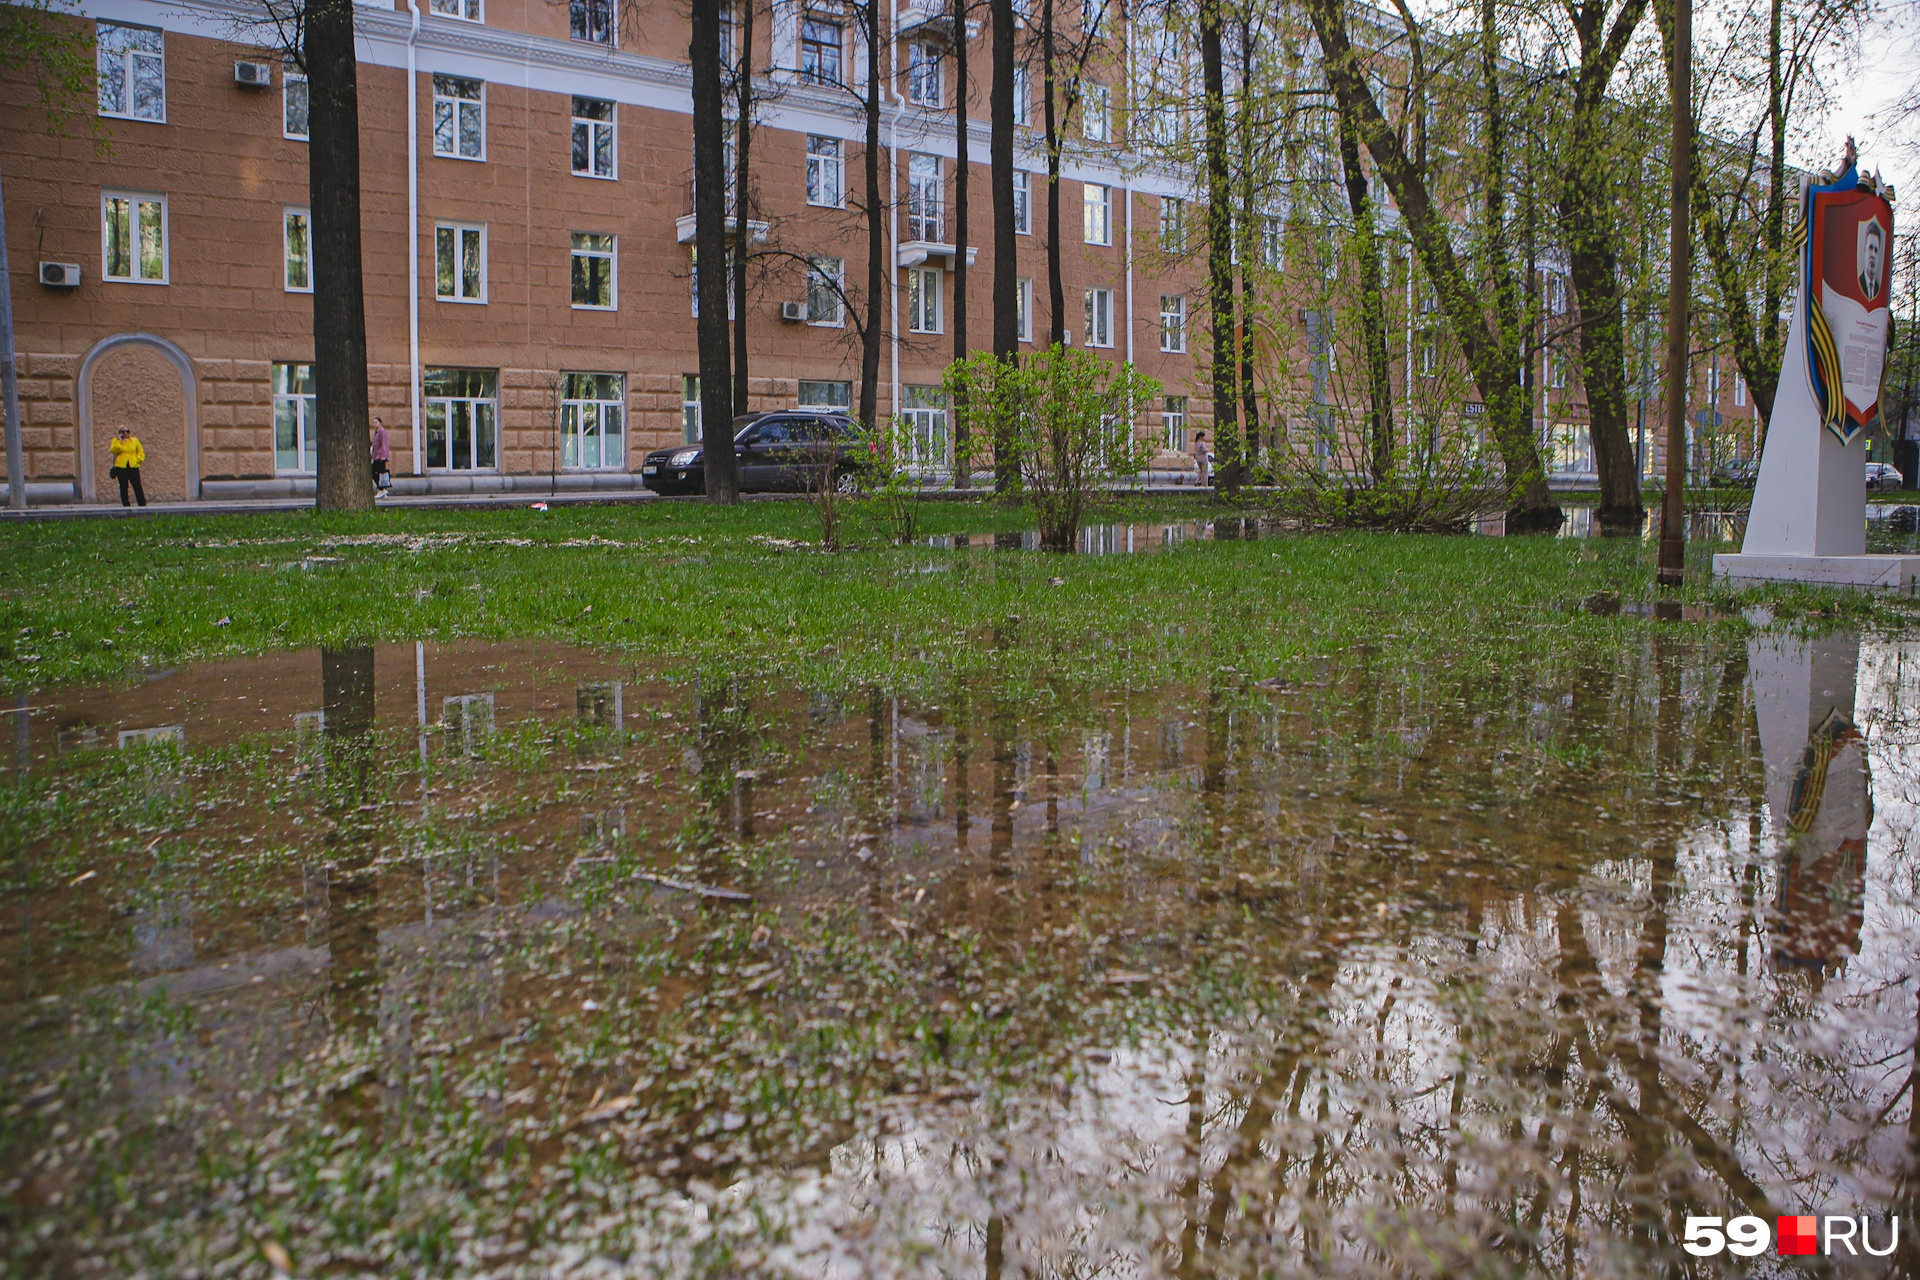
[1804,169,1895,443]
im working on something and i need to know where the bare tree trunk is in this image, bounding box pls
[1042,0,1064,348]
[1559,0,1651,531]
[306,0,373,511]
[859,2,884,435]
[1198,0,1240,492]
[952,0,972,486]
[989,0,1018,492]
[732,0,756,415]
[1234,26,1262,470]
[692,0,739,502]
[1335,101,1395,483]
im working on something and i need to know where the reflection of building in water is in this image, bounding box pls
[442,693,496,756]
[1751,631,1872,981]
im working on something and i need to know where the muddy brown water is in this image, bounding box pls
[3,634,1919,1277]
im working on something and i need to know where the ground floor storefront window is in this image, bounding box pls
[798,379,851,412]
[900,385,947,473]
[272,362,315,473]
[561,372,625,470]
[425,368,498,471]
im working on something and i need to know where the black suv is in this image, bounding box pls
[641,411,867,496]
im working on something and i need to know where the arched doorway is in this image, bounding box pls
[77,333,200,503]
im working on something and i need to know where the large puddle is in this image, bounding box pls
[4,631,1920,1276]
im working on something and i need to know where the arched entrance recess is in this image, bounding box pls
[77,333,200,503]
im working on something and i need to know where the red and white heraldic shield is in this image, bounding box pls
[1811,187,1895,430]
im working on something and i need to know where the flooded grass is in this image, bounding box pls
[3,501,1920,1276]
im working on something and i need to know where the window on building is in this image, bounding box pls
[1012,67,1030,126]
[1549,348,1569,390]
[571,97,615,177]
[424,367,498,470]
[1085,287,1112,347]
[432,75,485,160]
[1081,83,1110,142]
[569,0,614,45]
[1163,395,1187,452]
[1159,196,1185,253]
[1260,215,1284,269]
[102,191,166,284]
[1417,336,1437,377]
[284,69,308,139]
[798,380,852,411]
[1545,271,1568,316]
[806,255,845,324]
[571,232,616,309]
[273,362,316,473]
[682,374,701,443]
[1013,171,1032,234]
[1734,373,1747,406]
[908,267,942,334]
[1083,182,1111,245]
[689,246,734,319]
[1707,363,1720,399]
[900,385,948,471]
[908,153,943,241]
[435,222,486,301]
[284,207,312,293]
[97,23,164,122]
[800,17,843,84]
[561,372,624,469]
[1081,0,1105,35]
[907,43,942,107]
[1159,294,1185,353]
[429,0,482,21]
[806,135,843,207]
[1016,277,1033,343]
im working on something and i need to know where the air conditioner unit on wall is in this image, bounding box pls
[234,61,272,86]
[780,300,808,322]
[39,262,81,288]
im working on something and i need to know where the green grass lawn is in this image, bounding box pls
[0,495,1909,701]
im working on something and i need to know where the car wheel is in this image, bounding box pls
[834,469,859,495]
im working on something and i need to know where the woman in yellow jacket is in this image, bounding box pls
[109,425,147,507]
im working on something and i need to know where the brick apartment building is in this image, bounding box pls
[0,0,1760,504]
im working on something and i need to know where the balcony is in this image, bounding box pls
[895,5,980,43]
[897,241,979,269]
[675,214,770,245]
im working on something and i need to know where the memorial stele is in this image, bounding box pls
[1714,139,1916,589]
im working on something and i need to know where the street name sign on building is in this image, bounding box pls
[1714,147,1916,589]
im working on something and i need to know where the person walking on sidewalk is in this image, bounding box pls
[1189,430,1211,489]
[109,426,147,507]
[369,416,391,497]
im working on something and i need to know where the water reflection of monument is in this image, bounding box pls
[1751,631,1872,981]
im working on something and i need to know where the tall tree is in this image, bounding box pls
[1305,0,1562,530]
[952,0,973,486]
[1556,0,1652,531]
[989,0,1020,491]
[1041,0,1066,346]
[731,0,757,414]
[692,0,740,502]
[1199,0,1244,491]
[1334,98,1396,483]
[857,0,885,437]
[305,0,375,511]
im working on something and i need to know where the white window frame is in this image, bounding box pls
[428,0,483,22]
[798,379,852,411]
[908,266,942,334]
[571,97,616,178]
[273,362,317,474]
[1163,395,1187,452]
[1012,67,1031,127]
[434,221,487,303]
[900,385,949,472]
[101,190,168,285]
[806,255,845,326]
[1081,82,1110,142]
[682,374,702,444]
[423,368,500,471]
[283,68,309,140]
[432,75,486,161]
[570,232,617,310]
[96,22,164,123]
[568,0,616,47]
[908,153,943,242]
[1734,373,1747,407]
[907,42,943,107]
[1016,277,1033,343]
[1085,287,1113,348]
[806,134,844,208]
[560,372,626,471]
[284,206,313,293]
[1159,197,1185,253]
[1013,171,1032,235]
[799,16,844,85]
[1159,294,1185,353]
[1083,182,1111,245]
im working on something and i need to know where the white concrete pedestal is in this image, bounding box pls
[1713,551,1920,589]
